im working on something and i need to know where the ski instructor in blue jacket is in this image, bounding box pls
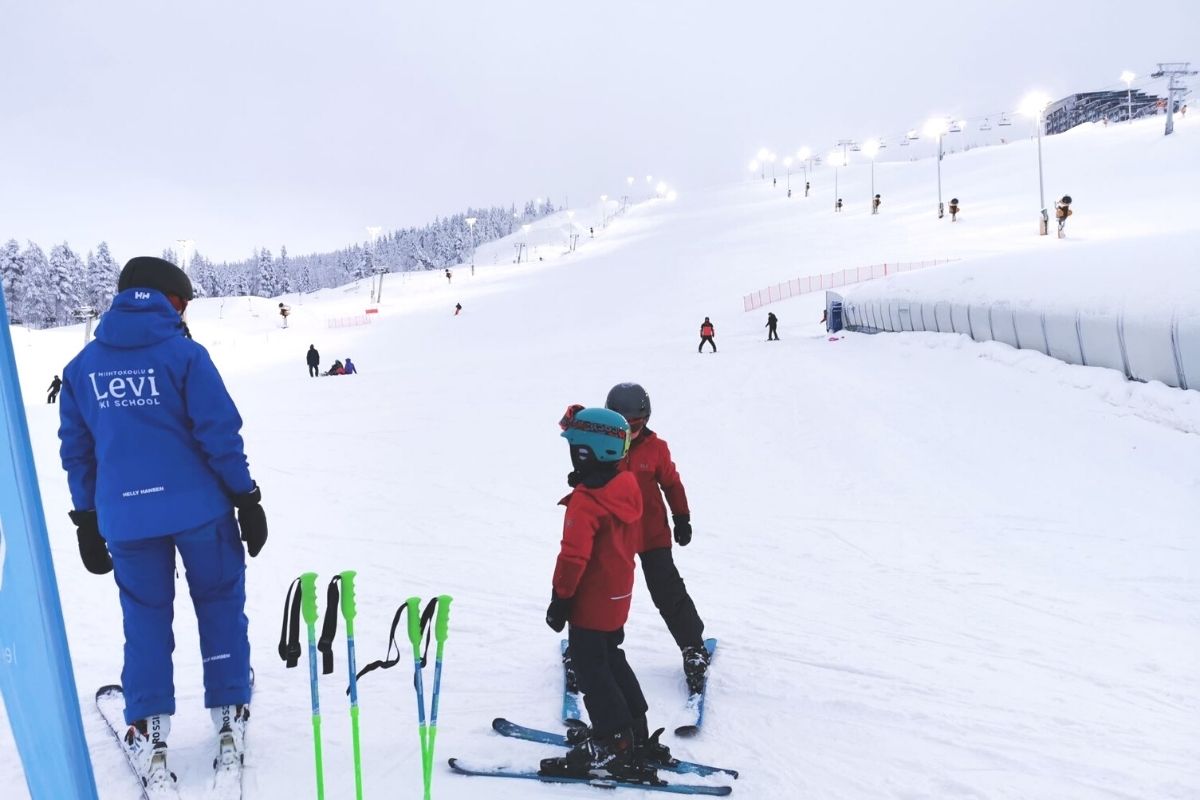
[57,256,266,790]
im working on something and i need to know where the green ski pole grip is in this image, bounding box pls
[339,570,357,636]
[300,572,319,625]
[406,596,423,653]
[435,595,452,643]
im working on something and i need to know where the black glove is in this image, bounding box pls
[673,514,693,547]
[566,471,580,488]
[233,483,268,557]
[545,591,572,632]
[69,509,113,574]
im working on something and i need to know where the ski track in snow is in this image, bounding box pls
[2,117,1199,799]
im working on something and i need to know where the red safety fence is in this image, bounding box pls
[327,314,373,329]
[742,259,957,312]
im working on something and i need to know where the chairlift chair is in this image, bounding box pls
[900,138,910,146]
[949,121,962,133]
[850,143,861,151]
[979,118,992,131]
[905,129,920,140]
[878,138,888,148]
[997,113,1012,127]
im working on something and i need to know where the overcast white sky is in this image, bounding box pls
[2,0,1195,262]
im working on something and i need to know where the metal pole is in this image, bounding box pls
[871,160,876,214]
[1036,116,1045,215]
[1127,86,1132,123]
[936,133,944,218]
[1165,72,1176,136]
[833,167,838,211]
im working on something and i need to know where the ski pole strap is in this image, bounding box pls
[278,577,303,668]
[317,575,344,675]
[354,597,438,684]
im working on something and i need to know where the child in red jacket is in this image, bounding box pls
[541,407,660,782]
[605,383,710,695]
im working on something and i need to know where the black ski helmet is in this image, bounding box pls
[1060,195,1072,204]
[117,256,194,301]
[605,382,651,421]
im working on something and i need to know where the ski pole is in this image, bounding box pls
[423,595,453,800]
[406,596,430,796]
[301,571,326,800]
[339,570,364,800]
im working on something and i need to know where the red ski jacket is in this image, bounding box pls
[700,323,715,337]
[553,471,643,632]
[619,429,690,552]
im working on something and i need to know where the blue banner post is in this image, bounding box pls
[0,290,100,798]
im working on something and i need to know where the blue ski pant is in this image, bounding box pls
[107,513,251,724]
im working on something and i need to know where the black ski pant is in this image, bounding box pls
[308,365,319,377]
[47,391,59,403]
[639,547,705,652]
[698,336,716,353]
[767,326,779,341]
[569,626,648,738]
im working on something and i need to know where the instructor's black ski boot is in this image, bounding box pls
[682,643,711,695]
[539,728,662,784]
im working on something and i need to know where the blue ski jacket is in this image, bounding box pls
[58,289,255,542]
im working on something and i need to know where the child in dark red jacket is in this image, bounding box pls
[605,383,710,695]
[541,407,661,782]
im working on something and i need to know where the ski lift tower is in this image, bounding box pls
[73,305,99,346]
[1150,63,1197,135]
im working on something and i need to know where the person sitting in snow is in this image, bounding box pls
[326,360,345,376]
[343,357,357,375]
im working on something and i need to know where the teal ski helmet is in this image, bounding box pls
[561,407,630,463]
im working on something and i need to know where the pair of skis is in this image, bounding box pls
[451,638,729,795]
[448,718,736,795]
[565,637,718,737]
[95,669,256,800]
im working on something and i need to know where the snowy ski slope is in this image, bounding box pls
[2,115,1199,799]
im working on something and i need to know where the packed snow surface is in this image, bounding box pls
[3,115,1199,799]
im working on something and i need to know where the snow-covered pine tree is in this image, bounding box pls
[254,248,274,297]
[0,239,24,323]
[277,246,293,294]
[89,242,121,312]
[20,242,53,328]
[48,243,85,325]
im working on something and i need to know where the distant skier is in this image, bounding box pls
[306,344,320,377]
[57,256,265,793]
[949,198,960,222]
[541,407,659,782]
[278,302,290,328]
[872,194,881,214]
[590,227,595,238]
[766,312,779,341]
[836,198,843,212]
[805,180,811,197]
[1055,195,1073,238]
[698,317,716,353]
[445,268,452,285]
[47,374,62,403]
[604,383,711,698]
[454,302,462,316]
[343,357,357,375]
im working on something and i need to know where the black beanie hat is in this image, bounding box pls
[117,257,194,301]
